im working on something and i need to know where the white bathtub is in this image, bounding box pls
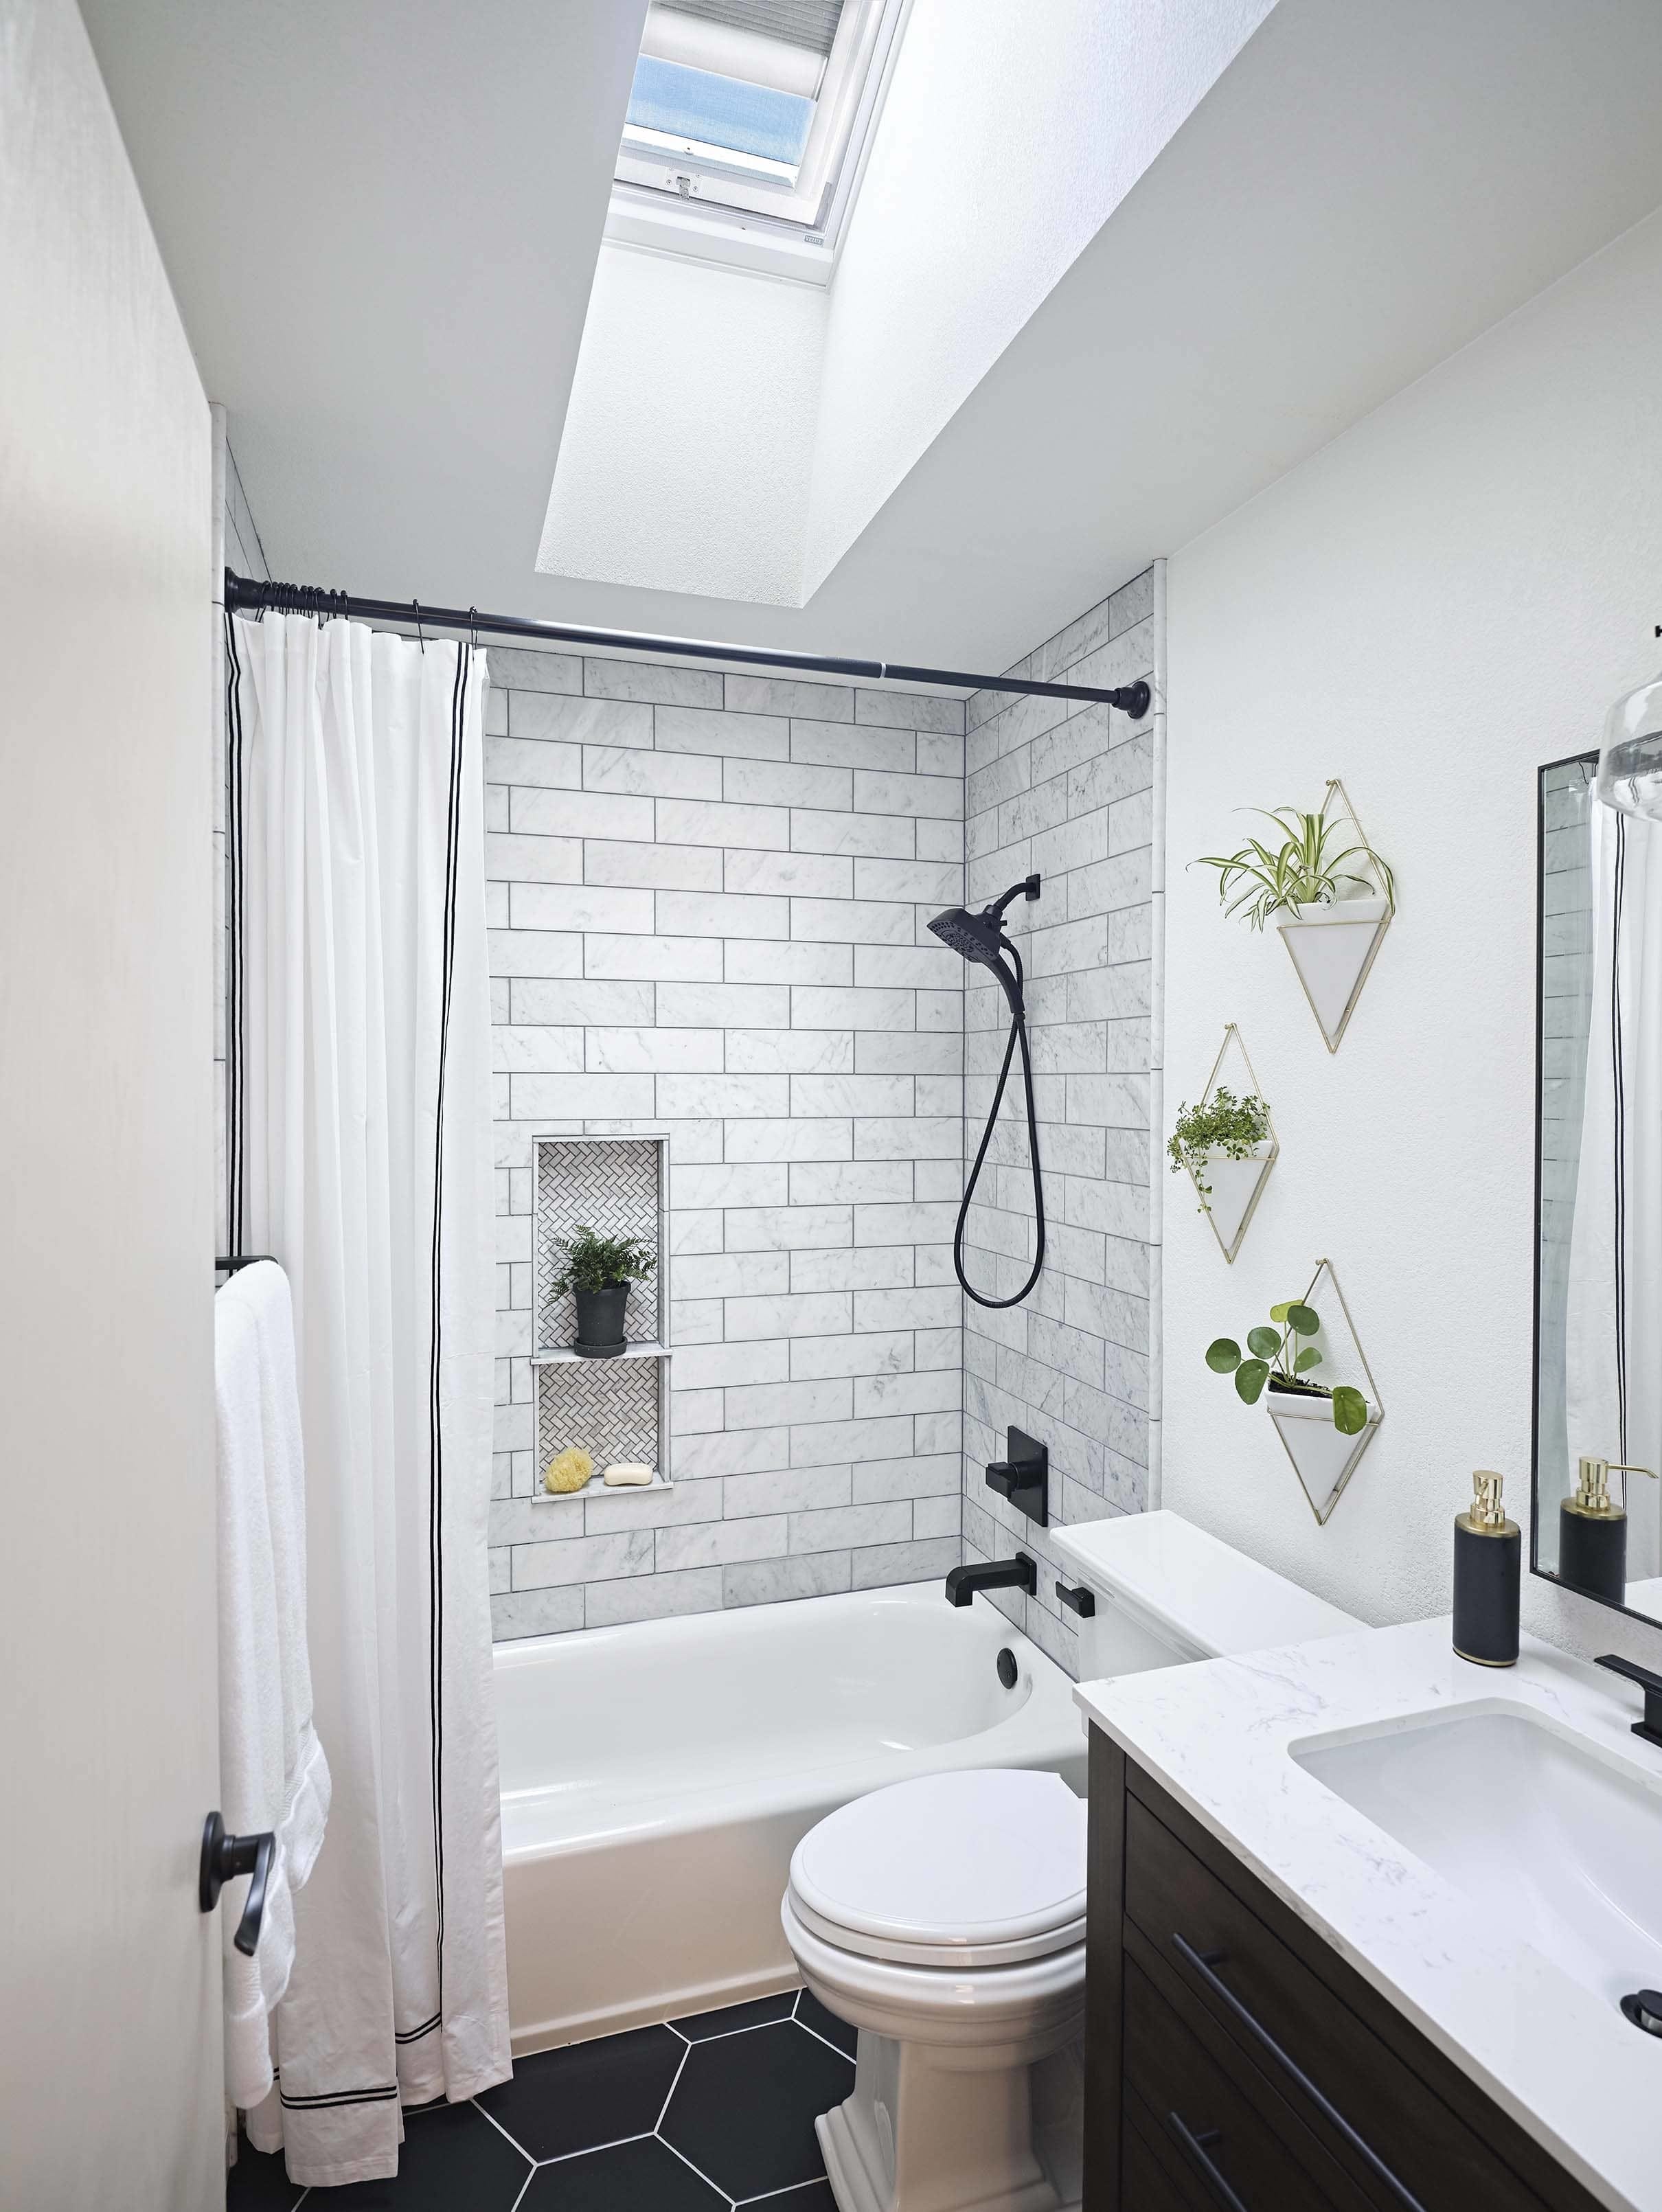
[494,1580,1088,2053]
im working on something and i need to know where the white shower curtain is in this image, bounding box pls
[226,611,509,2185]
[1566,801,1662,1586]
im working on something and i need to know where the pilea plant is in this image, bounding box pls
[1193,807,1396,931]
[1167,1086,1271,1209]
[1205,1301,1369,1435]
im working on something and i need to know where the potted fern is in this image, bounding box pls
[553,1226,656,1358]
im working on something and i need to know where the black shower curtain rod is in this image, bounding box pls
[223,571,1152,717]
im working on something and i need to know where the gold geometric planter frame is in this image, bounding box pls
[1265,1257,1384,1525]
[1275,780,1393,1053]
[1183,1023,1278,1265]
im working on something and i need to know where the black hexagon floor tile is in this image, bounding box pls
[307,2101,532,2209]
[670,1989,797,2041]
[660,2019,853,2202]
[476,2022,685,2163]
[519,2134,725,2210]
[795,1987,857,2058]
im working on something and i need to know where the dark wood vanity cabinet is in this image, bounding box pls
[1084,1728,1603,2212]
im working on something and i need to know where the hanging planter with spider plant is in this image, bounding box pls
[1193,782,1396,1051]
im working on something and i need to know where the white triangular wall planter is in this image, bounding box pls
[1266,1392,1382,1525]
[1197,1146,1275,1263]
[1277,896,1391,1052]
[1264,1257,1384,1524]
[1182,1024,1277,1263]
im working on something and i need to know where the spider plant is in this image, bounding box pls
[1193,807,1395,932]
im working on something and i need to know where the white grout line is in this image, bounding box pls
[532,2128,655,2170]
[674,2008,799,2046]
[469,2094,543,2167]
[506,2166,538,2212]
[657,2129,738,2208]
[653,2036,693,2133]
[737,2174,836,2205]
[791,2016,856,2065]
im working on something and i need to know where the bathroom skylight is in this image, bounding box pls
[609,0,907,282]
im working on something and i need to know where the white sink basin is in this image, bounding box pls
[1291,1707,1662,2012]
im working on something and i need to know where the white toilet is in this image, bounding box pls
[781,1511,1362,2212]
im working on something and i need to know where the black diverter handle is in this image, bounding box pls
[200,1810,275,1959]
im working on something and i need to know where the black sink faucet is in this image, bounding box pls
[944,1553,1038,1608]
[1596,1654,1662,1751]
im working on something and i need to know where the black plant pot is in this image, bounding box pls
[572,1281,630,1358]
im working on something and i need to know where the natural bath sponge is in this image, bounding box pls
[543,1446,593,1495]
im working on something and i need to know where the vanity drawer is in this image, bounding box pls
[1122,2092,1211,2212]
[1124,1952,1354,2212]
[1122,1783,1569,2212]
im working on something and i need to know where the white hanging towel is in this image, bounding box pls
[227,612,510,2187]
[215,1259,330,2111]
[1567,802,1662,1581]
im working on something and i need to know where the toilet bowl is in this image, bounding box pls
[784,1511,1365,2212]
[782,1768,1087,2212]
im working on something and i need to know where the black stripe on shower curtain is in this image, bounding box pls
[1612,810,1628,1457]
[423,639,469,2027]
[224,609,247,1255]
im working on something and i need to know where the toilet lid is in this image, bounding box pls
[788,1770,1086,1967]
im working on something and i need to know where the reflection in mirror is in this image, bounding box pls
[1535,753,1662,1623]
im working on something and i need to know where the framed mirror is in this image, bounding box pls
[1533,752,1662,1625]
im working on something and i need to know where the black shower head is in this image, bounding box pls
[927,905,1008,970]
[929,876,1039,1014]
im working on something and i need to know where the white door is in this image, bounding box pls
[0,1,223,2203]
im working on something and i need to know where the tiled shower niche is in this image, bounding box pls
[531,1134,671,1495]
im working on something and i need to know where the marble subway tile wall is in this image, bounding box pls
[957,568,1163,1676]
[488,649,968,1641]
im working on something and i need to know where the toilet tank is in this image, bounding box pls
[1051,1510,1362,1680]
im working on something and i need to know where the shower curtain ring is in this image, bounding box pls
[413,600,426,653]
[468,606,479,651]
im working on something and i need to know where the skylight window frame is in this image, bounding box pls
[607,0,910,284]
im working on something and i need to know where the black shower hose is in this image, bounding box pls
[954,940,1045,1308]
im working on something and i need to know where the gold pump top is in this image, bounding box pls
[1567,1453,1657,1520]
[1458,1468,1516,1538]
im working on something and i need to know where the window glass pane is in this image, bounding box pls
[626,54,815,166]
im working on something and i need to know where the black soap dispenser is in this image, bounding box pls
[1558,1454,1656,1606]
[1452,1470,1519,1667]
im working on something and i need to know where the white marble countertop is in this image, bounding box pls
[1074,1617,1662,2212]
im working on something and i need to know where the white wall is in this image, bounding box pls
[1,0,218,2198]
[1163,205,1662,1672]
[801,0,1271,597]
[540,244,825,606]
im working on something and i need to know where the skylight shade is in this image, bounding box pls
[627,55,815,166]
[664,0,844,58]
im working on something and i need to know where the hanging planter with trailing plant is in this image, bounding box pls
[551,1225,656,1358]
[1193,783,1396,1050]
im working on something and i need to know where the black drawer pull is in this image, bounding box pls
[1166,2114,1251,2212]
[1172,1932,1427,2212]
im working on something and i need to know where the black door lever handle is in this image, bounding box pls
[200,1810,275,1958]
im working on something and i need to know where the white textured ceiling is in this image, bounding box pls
[86,0,1662,679]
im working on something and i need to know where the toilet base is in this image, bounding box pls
[815,2028,1082,2212]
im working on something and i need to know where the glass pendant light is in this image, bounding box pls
[1595,659,1662,819]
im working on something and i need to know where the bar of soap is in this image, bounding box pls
[603,1462,655,1487]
